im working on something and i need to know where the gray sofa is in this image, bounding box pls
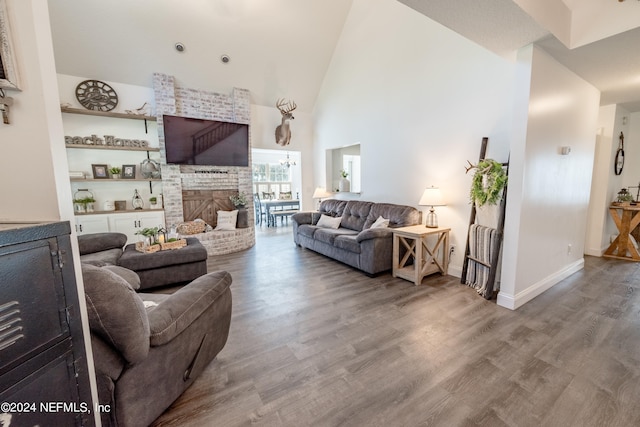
[81,263,232,427]
[292,199,421,275]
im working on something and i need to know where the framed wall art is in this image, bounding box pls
[0,0,21,91]
[91,164,109,179]
[122,164,136,179]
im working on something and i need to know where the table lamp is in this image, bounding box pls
[419,186,445,228]
[312,187,332,210]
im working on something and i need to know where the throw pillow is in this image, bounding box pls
[317,214,342,229]
[370,216,390,229]
[215,210,239,231]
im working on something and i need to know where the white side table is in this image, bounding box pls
[392,225,450,285]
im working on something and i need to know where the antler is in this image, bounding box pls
[276,98,297,115]
[465,160,476,174]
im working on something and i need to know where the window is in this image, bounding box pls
[252,163,291,182]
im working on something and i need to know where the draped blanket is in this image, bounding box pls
[466,224,500,297]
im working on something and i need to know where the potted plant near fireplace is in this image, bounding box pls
[229,192,248,209]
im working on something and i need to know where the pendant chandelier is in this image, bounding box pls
[280,152,296,168]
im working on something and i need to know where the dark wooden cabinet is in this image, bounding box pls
[0,222,94,426]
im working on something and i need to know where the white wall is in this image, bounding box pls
[0,0,70,222]
[313,0,515,275]
[251,105,315,210]
[499,46,600,309]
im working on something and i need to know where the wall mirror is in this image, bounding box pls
[326,143,361,193]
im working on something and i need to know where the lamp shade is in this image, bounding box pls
[312,187,332,199]
[419,187,445,207]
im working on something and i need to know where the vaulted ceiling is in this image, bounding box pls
[47,0,640,112]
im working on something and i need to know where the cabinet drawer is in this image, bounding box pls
[0,345,83,426]
[0,239,69,375]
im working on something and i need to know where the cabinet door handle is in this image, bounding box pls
[79,224,83,232]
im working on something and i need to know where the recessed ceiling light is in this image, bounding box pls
[221,54,230,64]
[175,42,185,52]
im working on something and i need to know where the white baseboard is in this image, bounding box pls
[496,258,585,310]
[447,264,462,278]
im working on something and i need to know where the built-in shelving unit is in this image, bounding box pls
[61,106,156,121]
[62,106,165,237]
[66,143,160,152]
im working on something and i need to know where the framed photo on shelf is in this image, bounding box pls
[0,0,21,90]
[91,164,109,179]
[122,164,136,179]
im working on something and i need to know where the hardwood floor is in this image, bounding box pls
[152,226,640,427]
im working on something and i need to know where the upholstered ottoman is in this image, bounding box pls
[118,237,208,290]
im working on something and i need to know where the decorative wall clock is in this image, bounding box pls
[75,79,118,112]
[614,131,624,175]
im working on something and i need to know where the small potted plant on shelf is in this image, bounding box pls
[229,191,248,209]
[109,167,122,179]
[149,196,158,209]
[72,196,96,213]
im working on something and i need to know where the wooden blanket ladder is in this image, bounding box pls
[460,137,509,300]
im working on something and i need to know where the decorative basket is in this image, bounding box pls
[135,242,161,254]
[160,239,187,251]
[177,221,206,235]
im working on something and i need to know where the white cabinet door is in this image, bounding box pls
[75,215,110,235]
[108,214,139,244]
[108,211,165,244]
[138,211,165,230]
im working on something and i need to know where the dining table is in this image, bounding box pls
[262,199,300,226]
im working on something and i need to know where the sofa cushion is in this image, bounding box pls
[80,248,123,266]
[78,232,128,255]
[315,228,358,245]
[297,224,318,239]
[81,263,150,364]
[317,214,342,229]
[102,265,141,290]
[341,201,374,232]
[334,235,362,253]
[365,203,421,229]
[319,199,347,217]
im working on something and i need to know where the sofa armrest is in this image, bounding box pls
[78,232,127,255]
[146,271,232,346]
[356,227,393,242]
[292,211,315,225]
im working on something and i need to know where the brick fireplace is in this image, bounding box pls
[153,73,255,255]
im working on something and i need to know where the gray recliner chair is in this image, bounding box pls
[81,263,232,427]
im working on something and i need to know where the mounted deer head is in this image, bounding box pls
[275,98,297,146]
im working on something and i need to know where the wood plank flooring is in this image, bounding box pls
[152,226,640,427]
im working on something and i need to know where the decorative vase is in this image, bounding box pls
[112,174,121,179]
[339,177,350,192]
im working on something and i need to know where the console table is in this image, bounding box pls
[392,225,450,285]
[604,204,640,261]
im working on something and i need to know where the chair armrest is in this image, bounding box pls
[356,228,393,243]
[146,271,232,346]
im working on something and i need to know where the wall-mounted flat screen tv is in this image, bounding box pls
[163,115,249,166]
